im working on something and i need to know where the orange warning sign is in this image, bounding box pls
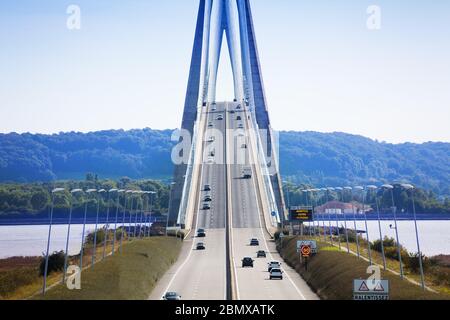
[301,245,311,257]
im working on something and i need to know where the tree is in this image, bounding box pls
[30,191,49,211]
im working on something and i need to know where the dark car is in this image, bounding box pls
[236,105,241,109]
[202,203,211,210]
[237,116,242,121]
[196,243,206,250]
[163,292,181,300]
[197,229,206,238]
[250,238,259,246]
[242,257,254,268]
[204,184,211,191]
[257,250,266,258]
[230,110,235,114]
[203,195,212,202]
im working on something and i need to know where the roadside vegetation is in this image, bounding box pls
[35,237,181,300]
[277,233,450,300]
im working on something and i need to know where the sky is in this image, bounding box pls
[0,0,449,144]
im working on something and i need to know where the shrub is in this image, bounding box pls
[274,229,289,241]
[405,252,430,273]
[39,251,65,276]
[0,268,37,297]
[372,236,396,253]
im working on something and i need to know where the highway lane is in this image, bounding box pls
[149,103,228,300]
[227,103,319,300]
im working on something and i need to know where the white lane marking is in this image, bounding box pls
[160,105,209,300]
[227,102,241,301]
[245,111,307,301]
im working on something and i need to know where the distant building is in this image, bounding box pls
[315,201,371,214]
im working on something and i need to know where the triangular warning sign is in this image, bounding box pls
[359,281,370,292]
[374,282,385,292]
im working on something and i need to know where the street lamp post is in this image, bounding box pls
[42,188,65,295]
[402,184,425,289]
[336,187,347,252]
[346,187,360,258]
[320,188,327,242]
[328,187,340,248]
[368,185,386,270]
[382,184,404,279]
[325,188,333,244]
[91,189,106,267]
[355,186,372,265]
[148,191,156,237]
[120,191,133,253]
[80,189,96,271]
[112,190,125,255]
[133,191,141,238]
[62,189,83,284]
[102,189,118,260]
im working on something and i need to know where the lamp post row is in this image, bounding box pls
[42,188,157,295]
[287,183,425,290]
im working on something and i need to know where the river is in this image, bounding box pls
[0,220,449,258]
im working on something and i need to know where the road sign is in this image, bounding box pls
[301,245,311,257]
[289,207,313,222]
[297,240,317,254]
[353,280,389,300]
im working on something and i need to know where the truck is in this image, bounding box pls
[242,167,252,179]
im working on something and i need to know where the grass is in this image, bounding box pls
[278,235,449,300]
[33,237,182,300]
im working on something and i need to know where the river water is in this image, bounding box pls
[0,220,449,258]
[304,220,450,257]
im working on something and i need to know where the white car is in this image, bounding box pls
[269,268,283,280]
[207,137,215,142]
[268,261,281,272]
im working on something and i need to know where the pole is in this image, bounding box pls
[390,187,404,279]
[63,190,77,284]
[371,188,386,270]
[102,191,111,260]
[42,192,55,295]
[410,187,425,289]
[91,192,101,267]
[341,189,350,253]
[351,188,360,258]
[129,196,135,240]
[326,190,333,244]
[112,192,121,255]
[361,188,372,265]
[79,194,90,271]
[119,193,129,253]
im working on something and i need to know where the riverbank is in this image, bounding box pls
[277,235,450,300]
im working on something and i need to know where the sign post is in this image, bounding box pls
[300,245,311,271]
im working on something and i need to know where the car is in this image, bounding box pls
[242,144,247,149]
[197,229,206,237]
[208,122,214,128]
[204,184,211,191]
[217,115,223,120]
[163,292,181,300]
[267,261,281,272]
[250,238,259,246]
[257,250,266,258]
[212,106,217,111]
[203,195,212,202]
[202,203,211,210]
[238,123,244,129]
[269,268,283,280]
[207,137,215,142]
[236,105,242,109]
[196,242,206,250]
[242,257,254,268]
[237,116,242,121]
[229,110,235,114]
